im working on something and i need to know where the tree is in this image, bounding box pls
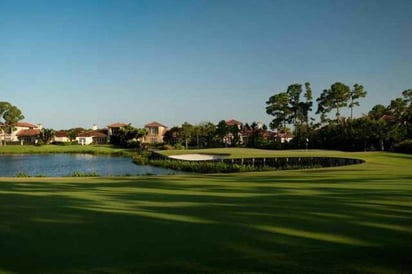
[290,82,313,146]
[349,84,367,119]
[181,122,193,149]
[368,104,388,120]
[266,92,291,131]
[266,83,313,137]
[68,128,85,142]
[248,122,265,147]
[365,101,404,151]
[389,98,407,123]
[286,84,302,128]
[40,128,55,144]
[216,120,229,145]
[0,102,24,146]
[301,82,313,125]
[316,82,351,123]
[118,124,147,148]
[310,88,410,151]
[199,121,217,147]
[163,126,181,146]
[402,89,412,137]
[387,91,412,140]
[228,124,241,146]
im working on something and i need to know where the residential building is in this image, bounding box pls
[144,121,168,143]
[225,119,243,129]
[276,132,294,143]
[107,122,127,143]
[224,119,244,145]
[76,131,108,145]
[1,122,42,144]
[17,128,41,144]
[54,131,70,143]
[108,123,127,136]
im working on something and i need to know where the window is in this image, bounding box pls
[149,127,159,135]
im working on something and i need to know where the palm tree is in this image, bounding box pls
[40,128,56,144]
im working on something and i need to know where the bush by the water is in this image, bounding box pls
[149,159,262,173]
[68,171,100,177]
[132,151,152,165]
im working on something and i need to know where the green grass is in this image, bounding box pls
[0,150,411,273]
[0,144,133,155]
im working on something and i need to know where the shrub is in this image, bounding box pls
[133,154,150,165]
[149,160,259,173]
[69,171,100,177]
[16,172,30,177]
[394,139,412,154]
[161,144,174,150]
[147,156,364,173]
[174,143,185,150]
[132,151,153,165]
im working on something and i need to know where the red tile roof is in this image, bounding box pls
[17,122,38,128]
[55,131,69,138]
[276,132,294,138]
[77,131,107,138]
[226,119,243,126]
[145,121,167,128]
[380,114,395,121]
[16,129,41,137]
[107,123,128,128]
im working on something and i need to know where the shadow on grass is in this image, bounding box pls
[0,174,411,273]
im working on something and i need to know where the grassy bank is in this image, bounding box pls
[0,151,411,273]
[0,144,134,156]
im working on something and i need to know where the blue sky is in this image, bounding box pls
[1,0,411,129]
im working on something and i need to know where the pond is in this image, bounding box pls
[0,154,177,177]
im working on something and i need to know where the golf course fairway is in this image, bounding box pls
[0,149,411,273]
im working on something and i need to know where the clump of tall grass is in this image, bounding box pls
[16,172,30,177]
[68,171,101,177]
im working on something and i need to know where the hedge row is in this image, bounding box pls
[394,139,412,154]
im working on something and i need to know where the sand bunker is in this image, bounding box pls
[168,154,226,161]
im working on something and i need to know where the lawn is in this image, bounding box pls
[0,150,411,273]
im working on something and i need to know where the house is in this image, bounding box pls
[107,122,128,143]
[276,132,294,143]
[226,119,243,128]
[54,131,70,143]
[240,122,273,145]
[144,121,168,143]
[16,128,41,145]
[76,131,107,145]
[108,123,128,136]
[1,122,42,144]
[224,119,244,145]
